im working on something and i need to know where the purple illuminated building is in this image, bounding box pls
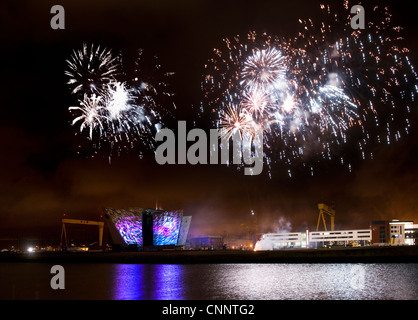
[104,207,191,249]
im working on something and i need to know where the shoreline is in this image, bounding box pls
[1,246,418,264]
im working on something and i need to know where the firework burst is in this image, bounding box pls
[241,47,287,91]
[66,44,175,156]
[202,1,418,177]
[65,43,121,95]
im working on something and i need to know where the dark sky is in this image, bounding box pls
[1,0,418,241]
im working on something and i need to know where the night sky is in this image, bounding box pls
[1,0,418,243]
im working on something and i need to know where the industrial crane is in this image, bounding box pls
[316,203,336,231]
[60,218,104,250]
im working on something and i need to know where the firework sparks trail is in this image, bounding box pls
[202,1,418,176]
[69,94,105,140]
[219,104,255,141]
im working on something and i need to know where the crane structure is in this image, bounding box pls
[60,218,104,249]
[316,203,336,231]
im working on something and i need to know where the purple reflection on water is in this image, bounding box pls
[112,264,185,300]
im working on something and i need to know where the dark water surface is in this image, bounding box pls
[1,263,417,300]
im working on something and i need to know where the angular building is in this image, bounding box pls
[103,207,192,249]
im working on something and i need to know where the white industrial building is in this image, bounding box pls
[255,229,372,250]
[255,232,307,250]
[308,229,371,247]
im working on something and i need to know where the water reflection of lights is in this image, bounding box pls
[111,263,418,300]
[208,263,418,300]
[209,264,360,299]
[113,264,144,300]
[113,264,185,300]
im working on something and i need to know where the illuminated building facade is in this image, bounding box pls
[405,224,418,246]
[104,207,191,249]
[389,220,418,245]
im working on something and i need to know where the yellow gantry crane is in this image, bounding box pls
[316,203,336,231]
[60,218,104,249]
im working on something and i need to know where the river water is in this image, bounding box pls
[1,263,417,300]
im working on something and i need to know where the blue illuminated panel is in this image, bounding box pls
[153,210,182,246]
